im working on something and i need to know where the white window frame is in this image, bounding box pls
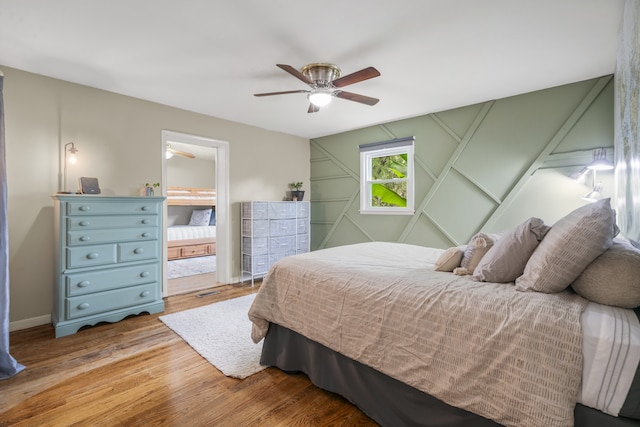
[359,137,415,215]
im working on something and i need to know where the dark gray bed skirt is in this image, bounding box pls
[260,323,640,427]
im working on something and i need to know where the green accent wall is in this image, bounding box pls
[310,76,614,250]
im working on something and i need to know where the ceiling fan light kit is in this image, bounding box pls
[254,63,380,113]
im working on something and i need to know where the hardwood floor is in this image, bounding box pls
[1,283,378,426]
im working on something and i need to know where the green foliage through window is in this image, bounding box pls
[370,153,407,207]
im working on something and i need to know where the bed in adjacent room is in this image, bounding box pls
[249,198,640,427]
[167,186,217,260]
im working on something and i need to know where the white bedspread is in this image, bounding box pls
[167,225,216,241]
[249,242,589,427]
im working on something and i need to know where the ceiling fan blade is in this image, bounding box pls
[335,91,379,106]
[170,148,196,159]
[276,64,314,85]
[331,66,380,88]
[308,103,320,113]
[254,90,309,97]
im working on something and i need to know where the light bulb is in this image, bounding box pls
[308,90,332,107]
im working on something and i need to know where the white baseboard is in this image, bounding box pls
[10,314,51,332]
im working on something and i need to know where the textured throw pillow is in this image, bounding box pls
[455,233,496,276]
[515,198,615,293]
[434,247,465,272]
[473,217,550,283]
[189,208,213,226]
[571,239,640,308]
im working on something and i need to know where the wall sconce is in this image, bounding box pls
[58,142,79,194]
[586,147,614,171]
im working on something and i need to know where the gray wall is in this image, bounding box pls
[310,76,614,250]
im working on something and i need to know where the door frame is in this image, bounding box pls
[161,130,231,293]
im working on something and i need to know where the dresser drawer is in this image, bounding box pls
[296,202,310,218]
[66,283,158,319]
[67,244,117,269]
[297,218,309,234]
[243,219,268,237]
[67,215,159,231]
[242,202,268,219]
[243,237,268,255]
[268,202,296,219]
[67,201,160,216]
[269,219,296,236]
[243,254,270,274]
[65,263,159,296]
[68,228,158,246]
[297,234,309,253]
[269,236,296,253]
[118,241,159,263]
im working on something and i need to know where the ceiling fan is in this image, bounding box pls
[254,63,380,113]
[166,143,195,159]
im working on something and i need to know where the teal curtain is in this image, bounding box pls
[614,0,640,244]
[0,73,25,379]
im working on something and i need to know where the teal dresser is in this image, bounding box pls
[52,195,165,338]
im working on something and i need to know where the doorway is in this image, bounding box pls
[161,130,230,296]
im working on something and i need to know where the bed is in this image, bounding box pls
[167,186,217,260]
[248,199,640,427]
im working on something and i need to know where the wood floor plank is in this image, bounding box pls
[1,283,379,426]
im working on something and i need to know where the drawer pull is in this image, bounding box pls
[79,206,90,212]
[134,248,144,254]
[86,253,99,260]
[141,219,150,224]
[141,232,150,238]
[141,206,150,211]
[79,221,90,226]
[78,281,90,288]
[140,291,150,297]
[79,236,91,242]
[140,271,150,278]
[77,303,90,310]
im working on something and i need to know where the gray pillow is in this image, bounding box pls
[571,239,640,308]
[515,198,615,293]
[473,217,550,283]
[456,233,496,275]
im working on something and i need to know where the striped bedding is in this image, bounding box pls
[579,303,640,418]
[167,225,216,241]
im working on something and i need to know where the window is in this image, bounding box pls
[359,137,415,215]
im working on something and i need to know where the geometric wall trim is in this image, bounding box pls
[310,75,614,251]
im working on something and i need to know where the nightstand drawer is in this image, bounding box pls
[67,215,159,231]
[66,283,158,319]
[118,241,159,263]
[67,201,160,216]
[68,228,158,246]
[66,244,117,269]
[65,263,159,296]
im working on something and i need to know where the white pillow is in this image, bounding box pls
[188,209,212,226]
[434,247,465,272]
[515,198,615,293]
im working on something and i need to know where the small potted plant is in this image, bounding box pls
[288,181,304,201]
[144,182,160,196]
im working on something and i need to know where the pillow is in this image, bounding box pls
[188,208,212,226]
[571,239,640,308]
[434,247,465,272]
[209,209,216,226]
[515,198,615,293]
[456,233,496,276]
[473,217,550,283]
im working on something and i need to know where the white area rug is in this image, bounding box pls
[167,255,216,280]
[159,293,265,379]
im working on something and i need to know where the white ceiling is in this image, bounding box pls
[0,1,625,140]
